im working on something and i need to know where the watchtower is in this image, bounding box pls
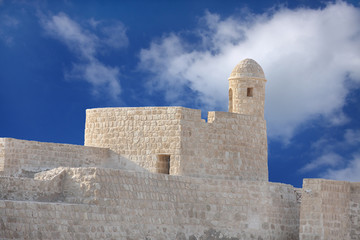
[228,58,267,117]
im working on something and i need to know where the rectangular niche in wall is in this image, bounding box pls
[247,87,253,97]
[157,155,170,174]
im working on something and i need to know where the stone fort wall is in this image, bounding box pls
[0,168,65,202]
[0,138,144,177]
[1,166,360,239]
[0,167,299,239]
[1,57,359,239]
[299,179,360,240]
[0,138,5,172]
[84,107,268,181]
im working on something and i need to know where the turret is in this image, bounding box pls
[228,58,266,117]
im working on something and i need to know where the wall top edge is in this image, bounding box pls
[228,76,267,81]
[86,106,201,112]
[0,137,108,150]
[303,178,360,185]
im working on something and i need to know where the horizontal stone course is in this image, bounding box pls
[299,179,360,240]
[0,167,299,239]
[0,138,144,177]
[85,107,268,181]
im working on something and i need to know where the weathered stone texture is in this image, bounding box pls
[0,167,299,240]
[85,107,183,175]
[300,179,360,240]
[0,169,65,202]
[85,107,268,181]
[0,138,144,177]
[0,138,5,172]
[228,78,266,117]
[228,59,266,117]
[182,111,267,181]
[350,183,360,239]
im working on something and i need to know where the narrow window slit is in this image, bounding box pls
[247,88,253,97]
[229,88,233,112]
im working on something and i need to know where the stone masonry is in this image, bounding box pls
[0,58,359,239]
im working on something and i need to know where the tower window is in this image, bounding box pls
[229,88,233,112]
[156,155,170,174]
[247,88,253,97]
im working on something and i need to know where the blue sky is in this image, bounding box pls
[1,0,360,187]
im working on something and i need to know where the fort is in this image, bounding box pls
[1,59,359,239]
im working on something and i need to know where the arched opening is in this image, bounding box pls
[229,88,233,112]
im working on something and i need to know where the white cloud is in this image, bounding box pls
[88,18,128,49]
[300,152,344,173]
[100,21,128,49]
[310,128,360,153]
[0,15,19,46]
[139,2,360,141]
[303,128,360,180]
[344,129,360,145]
[40,13,128,99]
[42,13,97,59]
[67,61,121,99]
[322,154,360,182]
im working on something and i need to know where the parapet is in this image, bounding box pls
[0,138,145,177]
[207,110,265,124]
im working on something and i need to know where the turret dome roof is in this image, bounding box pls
[229,58,265,79]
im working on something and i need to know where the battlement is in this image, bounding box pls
[207,110,265,124]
